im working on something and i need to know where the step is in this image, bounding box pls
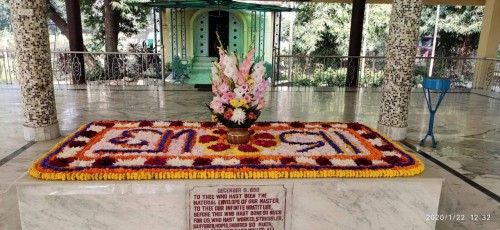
[191,66,212,71]
[195,56,218,62]
[192,62,215,68]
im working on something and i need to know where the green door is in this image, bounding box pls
[229,13,243,57]
[194,12,209,57]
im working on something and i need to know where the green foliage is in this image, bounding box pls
[0,0,10,31]
[293,3,352,55]
[128,42,161,77]
[292,66,388,87]
[80,0,149,51]
[363,5,391,55]
[292,3,392,56]
[419,5,483,57]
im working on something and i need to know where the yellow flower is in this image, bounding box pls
[239,99,249,109]
[230,99,240,107]
[211,115,218,122]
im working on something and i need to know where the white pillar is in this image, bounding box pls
[473,0,500,89]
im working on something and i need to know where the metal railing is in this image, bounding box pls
[1,50,499,91]
[274,55,500,91]
[1,50,164,86]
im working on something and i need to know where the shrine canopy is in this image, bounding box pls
[129,0,295,12]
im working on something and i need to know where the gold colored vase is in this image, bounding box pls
[227,128,250,144]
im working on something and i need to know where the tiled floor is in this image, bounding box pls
[0,85,498,229]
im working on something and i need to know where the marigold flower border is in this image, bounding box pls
[29,121,424,181]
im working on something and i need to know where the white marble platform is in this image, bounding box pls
[11,174,443,230]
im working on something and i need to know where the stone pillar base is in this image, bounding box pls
[23,123,60,141]
[377,123,407,141]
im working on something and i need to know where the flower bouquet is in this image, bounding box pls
[208,47,269,143]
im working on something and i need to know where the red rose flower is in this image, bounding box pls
[382,156,401,164]
[254,133,274,140]
[68,141,87,148]
[347,123,363,130]
[139,121,154,127]
[253,140,277,147]
[246,112,257,120]
[377,144,395,152]
[280,157,296,165]
[170,121,183,126]
[93,122,114,128]
[144,157,167,166]
[240,157,261,165]
[354,158,372,166]
[48,157,76,167]
[238,144,259,152]
[199,135,219,143]
[92,156,116,168]
[290,121,305,128]
[316,157,332,166]
[255,122,271,127]
[223,109,233,120]
[213,129,227,135]
[208,143,231,151]
[193,157,213,166]
[361,133,377,139]
[321,123,332,128]
[201,122,217,128]
[80,130,97,138]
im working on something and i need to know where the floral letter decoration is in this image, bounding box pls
[208,46,269,128]
[29,121,425,181]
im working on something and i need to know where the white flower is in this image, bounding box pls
[183,122,201,127]
[357,130,367,135]
[114,123,138,128]
[368,138,383,146]
[224,65,238,82]
[261,159,280,165]
[211,65,220,80]
[75,136,90,142]
[88,125,107,132]
[114,157,148,166]
[127,139,144,145]
[230,108,246,124]
[167,157,194,167]
[382,151,400,157]
[251,62,266,78]
[234,87,245,99]
[212,158,240,166]
[153,121,170,126]
[69,160,95,167]
[58,147,82,158]
[330,159,357,166]
[295,156,317,165]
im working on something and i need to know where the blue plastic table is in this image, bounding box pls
[420,77,451,148]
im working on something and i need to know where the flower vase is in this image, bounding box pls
[226,127,250,144]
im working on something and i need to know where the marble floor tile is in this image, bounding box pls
[0,85,498,230]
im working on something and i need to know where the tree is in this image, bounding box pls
[80,0,149,52]
[420,5,483,57]
[292,3,352,56]
[362,4,391,56]
[292,3,391,56]
[420,5,483,75]
[0,0,11,31]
